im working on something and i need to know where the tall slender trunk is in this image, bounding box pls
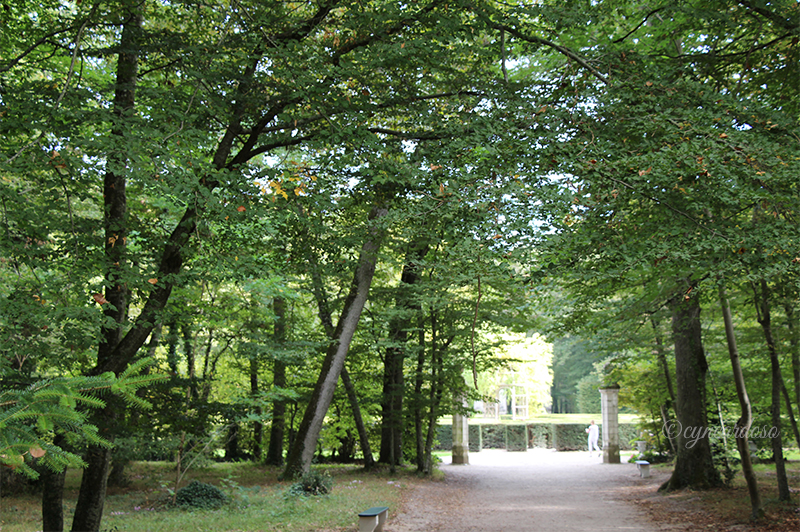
[183,325,196,400]
[71,5,141,529]
[650,316,676,453]
[752,279,791,501]
[380,242,427,466]
[781,380,800,450]
[41,434,67,532]
[340,365,375,469]
[660,285,722,492]
[282,206,388,478]
[418,310,453,475]
[250,354,262,461]
[785,303,800,431]
[265,296,287,465]
[719,284,762,520]
[413,319,426,472]
[166,321,180,375]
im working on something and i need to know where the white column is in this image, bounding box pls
[451,401,470,464]
[600,386,620,464]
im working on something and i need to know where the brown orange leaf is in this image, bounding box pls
[29,446,46,459]
[237,205,246,212]
[92,293,108,305]
[148,278,158,285]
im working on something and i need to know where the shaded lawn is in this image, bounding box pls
[0,461,410,532]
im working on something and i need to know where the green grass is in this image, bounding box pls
[0,462,412,532]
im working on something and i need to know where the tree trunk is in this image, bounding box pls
[183,324,196,400]
[752,279,791,501]
[650,316,677,454]
[785,303,800,434]
[166,321,180,375]
[250,353,262,461]
[660,286,722,491]
[413,320,426,472]
[226,422,240,460]
[781,379,800,450]
[341,365,375,469]
[41,434,66,532]
[71,4,140,529]
[380,242,427,466]
[719,284,762,519]
[420,309,447,475]
[282,206,388,478]
[266,297,287,465]
[71,439,112,532]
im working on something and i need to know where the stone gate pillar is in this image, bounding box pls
[452,403,469,464]
[600,385,620,464]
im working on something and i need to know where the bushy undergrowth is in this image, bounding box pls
[174,480,229,510]
[287,469,333,496]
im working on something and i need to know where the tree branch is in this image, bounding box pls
[489,22,609,85]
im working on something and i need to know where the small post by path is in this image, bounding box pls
[452,395,470,464]
[599,385,620,464]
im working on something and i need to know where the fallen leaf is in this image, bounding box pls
[29,446,46,458]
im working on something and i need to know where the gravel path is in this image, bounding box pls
[391,449,674,532]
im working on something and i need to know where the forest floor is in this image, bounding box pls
[388,449,800,532]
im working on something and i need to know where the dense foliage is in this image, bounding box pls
[2,0,799,529]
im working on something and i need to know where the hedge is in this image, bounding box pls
[468,424,482,452]
[434,423,639,452]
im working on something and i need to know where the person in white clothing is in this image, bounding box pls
[586,420,600,456]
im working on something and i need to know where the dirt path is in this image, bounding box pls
[390,449,677,532]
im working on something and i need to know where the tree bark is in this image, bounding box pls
[282,206,388,478]
[340,365,375,469]
[413,319,426,472]
[41,434,67,532]
[781,379,800,451]
[784,303,800,435]
[183,324,196,400]
[379,242,427,466]
[266,297,287,465]
[660,286,722,492]
[752,279,791,501]
[650,315,676,454]
[71,4,141,529]
[719,284,762,519]
[250,353,262,461]
[71,435,112,531]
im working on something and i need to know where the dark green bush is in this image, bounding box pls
[175,480,228,510]
[481,425,506,449]
[505,425,528,451]
[434,424,452,451]
[288,470,333,496]
[552,424,589,451]
[468,424,482,452]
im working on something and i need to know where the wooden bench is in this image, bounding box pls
[358,506,389,532]
[635,460,650,478]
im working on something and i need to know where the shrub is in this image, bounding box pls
[505,425,528,451]
[288,470,333,496]
[481,425,506,449]
[175,480,229,510]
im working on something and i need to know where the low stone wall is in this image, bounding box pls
[435,423,639,452]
